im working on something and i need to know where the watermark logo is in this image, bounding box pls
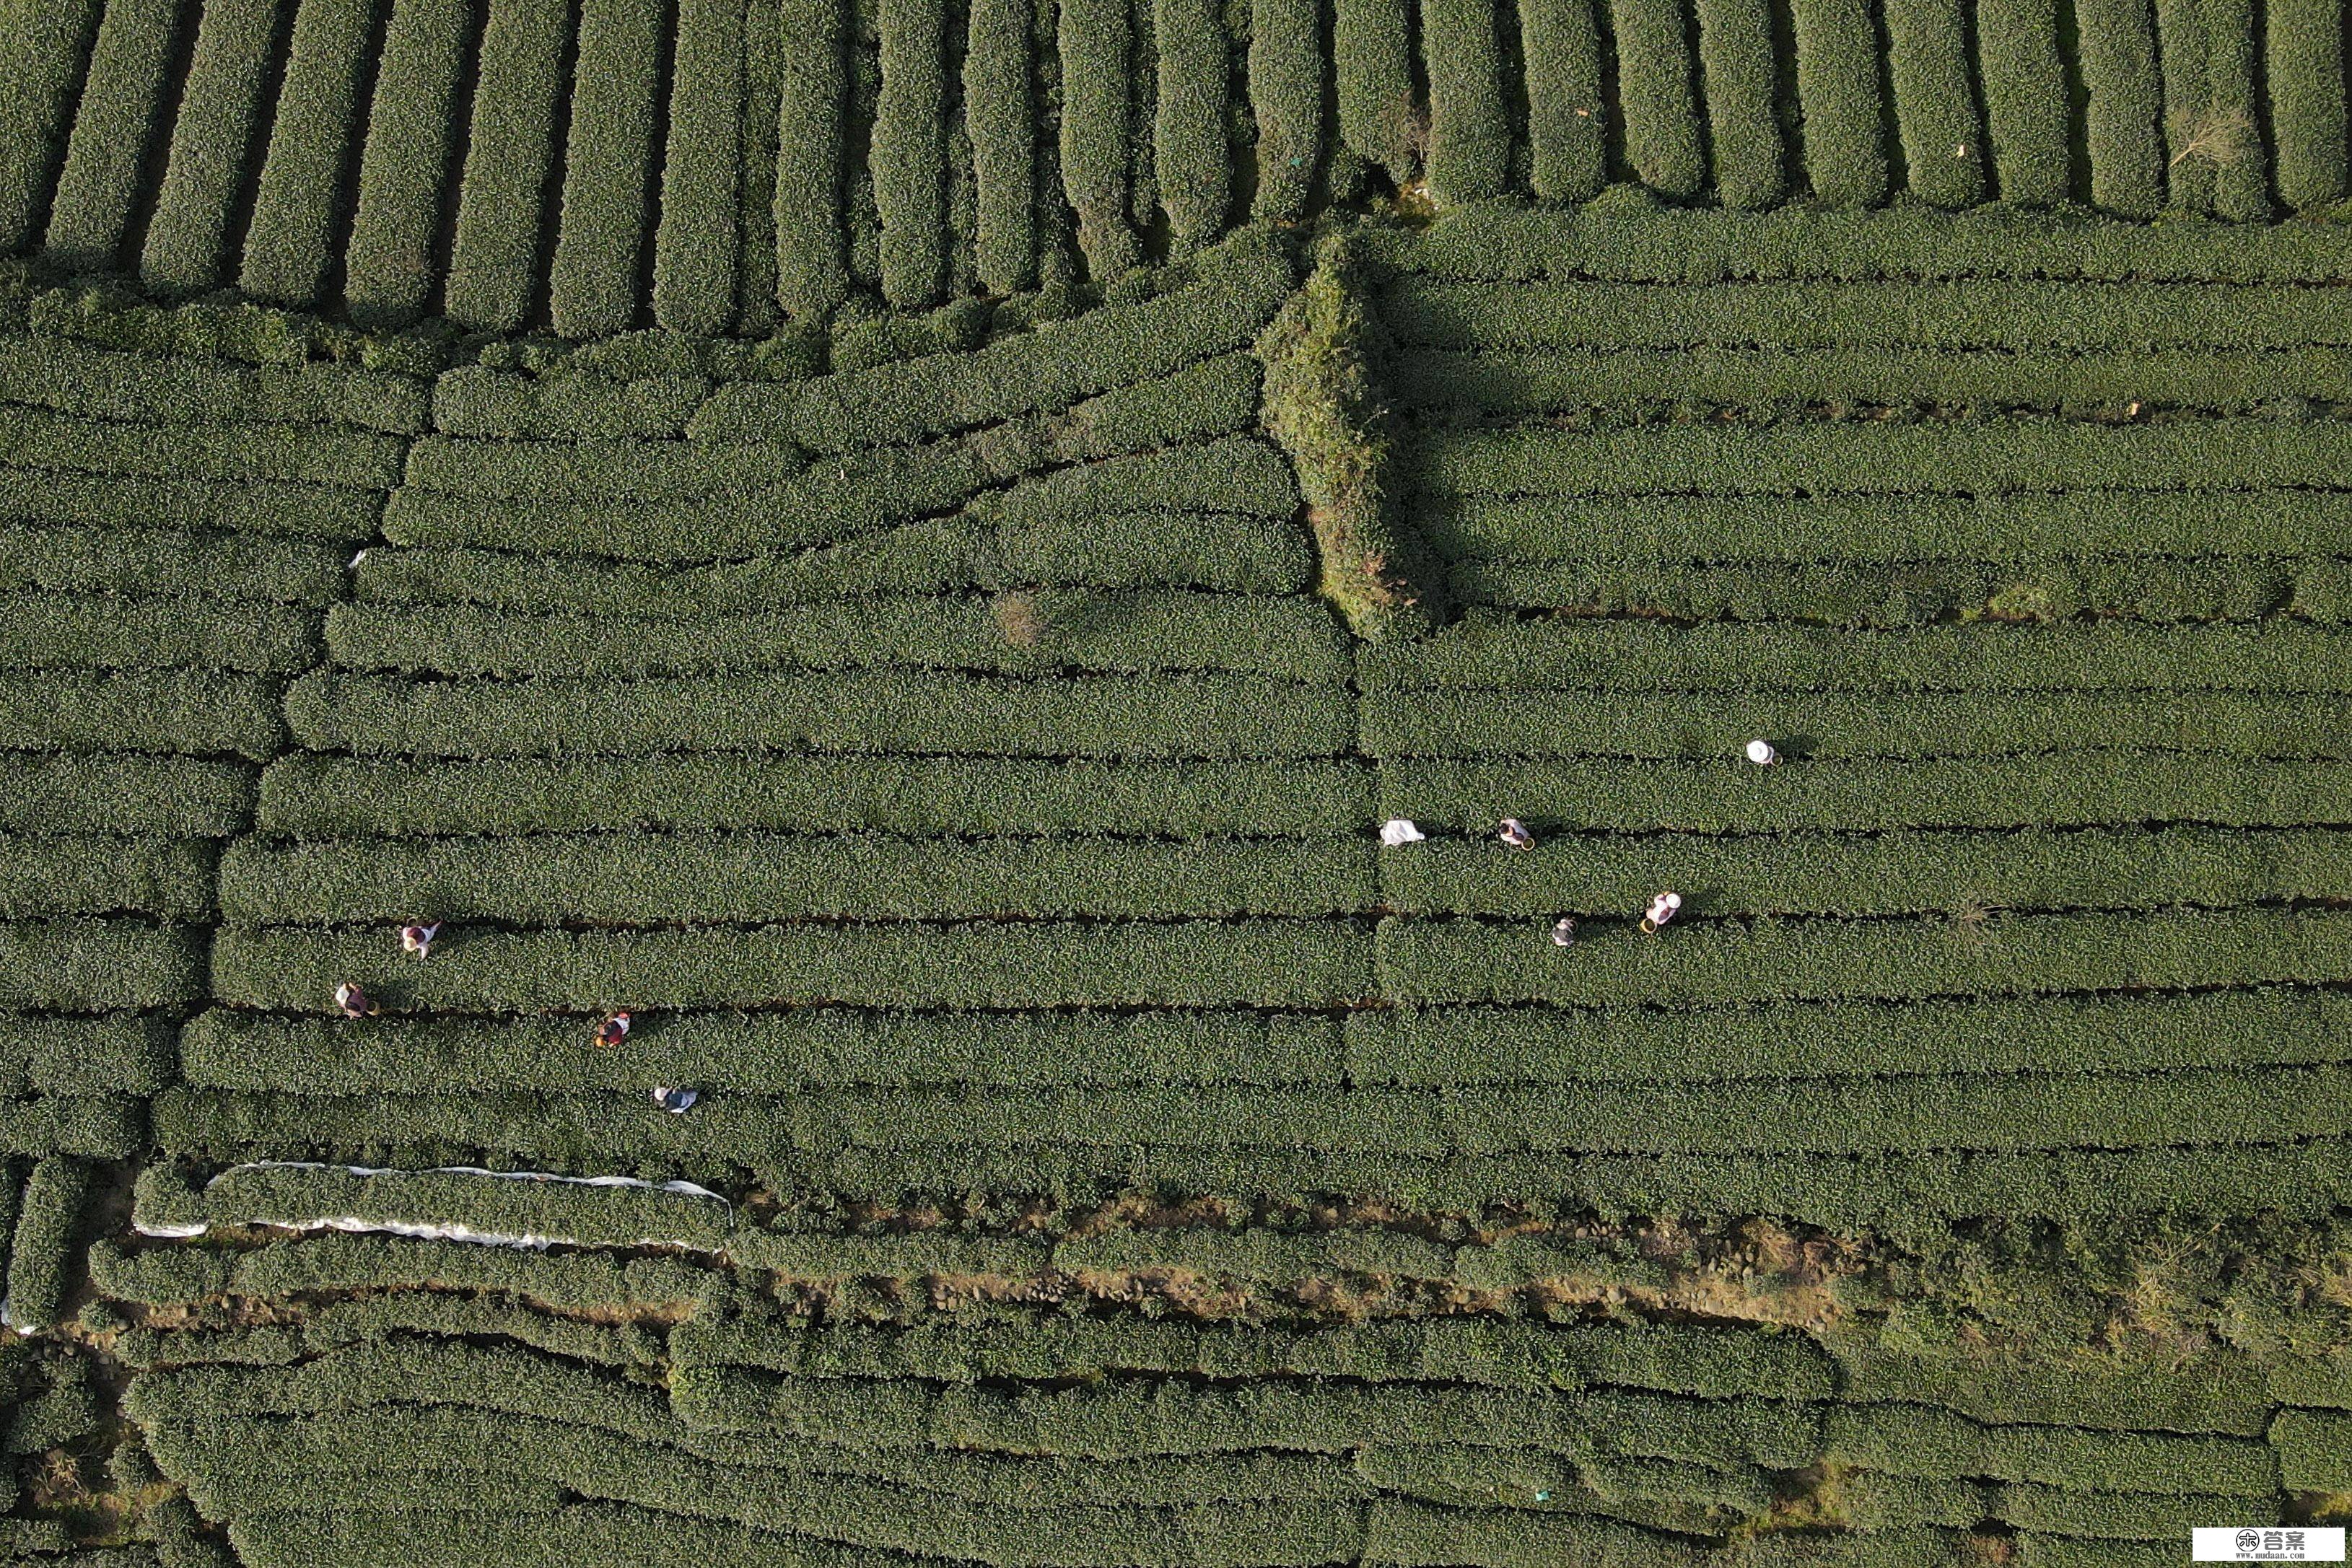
[2193,1527,2347,1562]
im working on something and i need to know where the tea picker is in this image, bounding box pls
[1498,818,1535,850]
[333,981,377,1018]
[1746,739,1778,766]
[595,1012,632,1048]
[1550,917,1576,947]
[652,1087,699,1114]
[1378,818,1426,846]
[400,921,440,959]
[1640,892,1683,934]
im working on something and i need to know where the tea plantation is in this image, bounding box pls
[1,0,2352,1562]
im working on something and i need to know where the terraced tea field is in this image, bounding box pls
[4,0,2352,1563]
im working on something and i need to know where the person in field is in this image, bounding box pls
[1378,818,1425,846]
[1498,818,1535,850]
[652,1087,698,1113]
[333,982,377,1018]
[1746,739,1778,766]
[1640,892,1683,934]
[401,921,440,959]
[1551,916,1576,947]
[595,1012,631,1048]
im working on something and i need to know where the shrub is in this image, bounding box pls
[284,666,1352,757]
[1790,0,1888,206]
[1332,0,1414,180]
[1154,0,1229,241]
[1057,0,1140,280]
[325,588,1347,680]
[873,0,947,307]
[40,0,180,273]
[211,918,1372,1010]
[0,0,100,254]
[443,0,571,333]
[2203,0,2271,220]
[3,1159,89,1331]
[1883,0,1985,206]
[1250,0,1320,222]
[774,0,849,318]
[257,752,1365,837]
[0,836,214,919]
[1974,0,2071,204]
[341,0,470,327]
[1422,0,1511,204]
[652,0,746,335]
[237,0,378,307]
[2266,0,2349,209]
[2074,0,2164,217]
[1608,0,1705,197]
[0,755,250,836]
[1692,0,1782,209]
[180,1007,1345,1091]
[964,0,1033,292]
[138,0,283,293]
[222,832,1375,922]
[0,670,285,759]
[1351,991,2352,1085]
[0,336,427,433]
[546,0,666,336]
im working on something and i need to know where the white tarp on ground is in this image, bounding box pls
[133,1162,733,1251]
